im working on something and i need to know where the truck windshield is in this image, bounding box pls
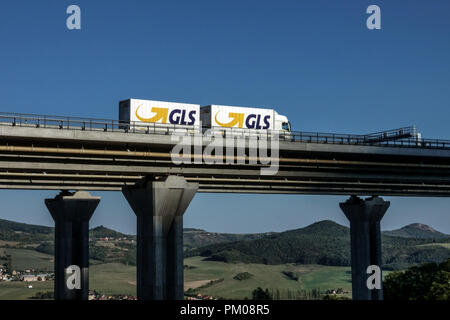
[282,122,290,131]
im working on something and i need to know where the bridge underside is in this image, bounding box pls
[0,125,449,196]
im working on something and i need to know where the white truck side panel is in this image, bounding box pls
[120,99,200,127]
[202,105,275,130]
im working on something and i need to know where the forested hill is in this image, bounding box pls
[1,218,449,270]
[0,219,128,242]
[0,218,53,234]
[0,219,268,248]
[186,220,450,270]
[383,223,449,239]
[0,218,53,242]
[183,228,274,250]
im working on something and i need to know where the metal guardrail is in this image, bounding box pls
[0,112,449,150]
[361,126,418,142]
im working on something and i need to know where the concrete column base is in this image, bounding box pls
[45,191,100,300]
[340,195,390,300]
[122,175,198,300]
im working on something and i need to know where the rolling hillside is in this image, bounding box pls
[1,218,449,270]
[383,223,449,239]
[186,221,450,270]
[183,228,274,250]
[0,220,268,250]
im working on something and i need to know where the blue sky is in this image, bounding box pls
[0,1,449,234]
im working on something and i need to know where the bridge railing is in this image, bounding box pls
[0,112,449,150]
[288,131,450,149]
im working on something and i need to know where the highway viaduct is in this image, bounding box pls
[1,113,450,300]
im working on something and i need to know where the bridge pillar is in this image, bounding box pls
[122,175,198,300]
[339,195,389,300]
[45,191,100,300]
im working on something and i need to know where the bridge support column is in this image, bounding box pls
[45,191,100,300]
[339,195,390,300]
[122,176,198,300]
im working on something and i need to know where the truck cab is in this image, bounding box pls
[274,112,292,140]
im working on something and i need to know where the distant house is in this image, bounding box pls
[21,275,38,282]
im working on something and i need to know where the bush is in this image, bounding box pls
[282,271,299,281]
[183,265,197,270]
[322,294,350,300]
[252,287,272,300]
[30,291,54,299]
[384,258,450,300]
[233,272,253,281]
[35,242,54,255]
[89,246,109,262]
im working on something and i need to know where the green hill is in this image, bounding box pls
[1,218,449,271]
[0,219,53,243]
[186,221,450,270]
[0,219,270,250]
[0,219,52,234]
[183,228,273,250]
[382,223,448,239]
[89,225,127,239]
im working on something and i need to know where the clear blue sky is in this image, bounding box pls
[0,0,449,234]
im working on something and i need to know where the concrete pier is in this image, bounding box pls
[45,191,100,300]
[340,195,390,300]
[122,176,198,300]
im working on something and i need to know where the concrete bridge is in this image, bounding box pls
[1,113,450,300]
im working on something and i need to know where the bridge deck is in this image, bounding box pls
[0,113,450,196]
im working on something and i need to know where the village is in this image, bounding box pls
[0,266,53,288]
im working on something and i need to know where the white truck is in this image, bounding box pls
[119,99,291,136]
[200,104,291,136]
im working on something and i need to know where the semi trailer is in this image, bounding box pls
[200,104,291,135]
[119,98,291,136]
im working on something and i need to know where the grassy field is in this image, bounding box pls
[0,255,357,300]
[0,280,53,300]
[89,263,136,296]
[300,266,351,292]
[183,256,352,299]
[91,258,354,299]
[0,250,404,300]
[0,263,137,300]
[3,248,53,272]
[417,243,450,249]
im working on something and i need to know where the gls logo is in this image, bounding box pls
[135,105,197,125]
[215,112,271,129]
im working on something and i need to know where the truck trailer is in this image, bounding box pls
[200,104,291,136]
[119,98,201,133]
[119,98,291,136]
